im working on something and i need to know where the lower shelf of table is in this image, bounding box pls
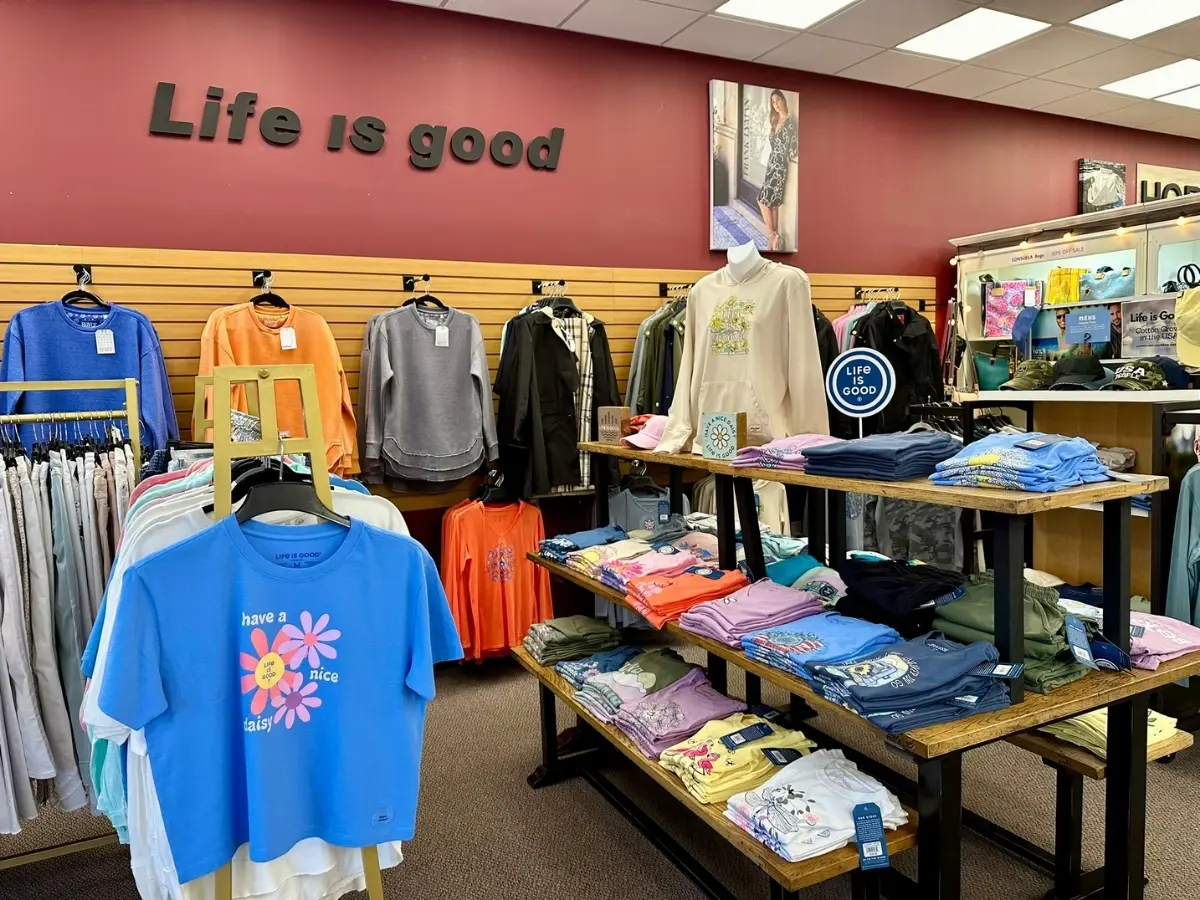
[1006,728,1193,780]
[530,553,1200,759]
[511,645,918,892]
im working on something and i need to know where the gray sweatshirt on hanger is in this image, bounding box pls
[364,306,498,479]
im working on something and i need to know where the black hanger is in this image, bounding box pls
[401,275,448,310]
[236,480,350,527]
[250,270,290,310]
[60,265,110,309]
[476,469,510,505]
[402,294,448,310]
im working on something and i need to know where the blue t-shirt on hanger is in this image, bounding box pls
[99,516,463,882]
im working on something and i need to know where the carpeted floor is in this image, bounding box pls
[3,640,1199,899]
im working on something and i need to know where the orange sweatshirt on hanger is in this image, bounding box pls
[199,303,358,475]
[441,501,552,660]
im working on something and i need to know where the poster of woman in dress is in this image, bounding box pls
[710,80,799,253]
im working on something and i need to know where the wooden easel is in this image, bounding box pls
[209,364,384,900]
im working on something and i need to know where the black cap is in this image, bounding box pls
[1143,356,1189,389]
[1049,354,1106,390]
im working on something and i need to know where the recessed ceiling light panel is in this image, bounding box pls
[1159,84,1200,109]
[713,0,858,31]
[1072,0,1200,40]
[897,9,1049,62]
[1102,59,1200,98]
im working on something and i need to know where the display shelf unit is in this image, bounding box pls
[975,391,1200,404]
[512,645,917,900]
[541,441,1189,900]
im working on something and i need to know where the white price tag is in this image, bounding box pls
[434,325,450,347]
[280,327,297,351]
[1024,287,1038,307]
[95,329,115,355]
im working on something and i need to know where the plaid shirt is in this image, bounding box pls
[545,310,594,491]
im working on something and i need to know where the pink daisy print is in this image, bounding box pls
[272,676,322,729]
[240,628,302,716]
[280,612,341,670]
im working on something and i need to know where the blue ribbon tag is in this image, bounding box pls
[853,803,890,870]
[761,747,803,766]
[967,661,1025,679]
[658,499,670,524]
[720,723,774,751]
[1065,615,1098,670]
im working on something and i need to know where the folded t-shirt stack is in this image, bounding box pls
[930,432,1109,492]
[554,645,645,689]
[615,667,747,758]
[934,573,1085,694]
[725,750,908,863]
[791,566,848,606]
[574,648,697,722]
[760,534,809,561]
[659,712,816,804]
[539,524,629,563]
[523,615,620,665]
[807,634,1011,733]
[599,540,703,592]
[679,580,825,648]
[566,538,652,580]
[834,557,967,638]
[1056,599,1200,670]
[742,611,901,678]
[626,566,749,629]
[1039,708,1179,759]
[733,434,843,470]
[801,431,961,481]
[765,552,822,589]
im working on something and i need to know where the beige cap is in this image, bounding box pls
[1177,289,1200,365]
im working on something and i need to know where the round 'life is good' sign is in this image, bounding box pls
[825,349,896,419]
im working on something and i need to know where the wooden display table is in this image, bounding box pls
[512,645,918,900]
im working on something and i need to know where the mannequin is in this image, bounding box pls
[727,241,766,282]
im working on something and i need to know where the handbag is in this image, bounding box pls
[1080,266,1135,301]
[1046,267,1087,306]
[984,280,1041,338]
[1161,264,1200,293]
[973,349,1012,391]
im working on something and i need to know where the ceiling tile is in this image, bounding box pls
[972,26,1122,76]
[564,0,702,43]
[986,0,1112,25]
[1035,89,1138,118]
[813,0,974,47]
[836,50,957,88]
[1136,18,1200,56]
[1155,109,1200,139]
[1041,43,1183,88]
[1093,99,1185,127]
[977,77,1088,107]
[756,33,882,74]
[643,0,724,10]
[910,63,1026,98]
[666,13,795,60]
[444,0,579,26]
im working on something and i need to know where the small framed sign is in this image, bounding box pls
[700,412,747,459]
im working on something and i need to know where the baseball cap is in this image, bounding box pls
[1049,354,1107,390]
[1101,360,1168,391]
[1143,355,1189,389]
[1177,289,1200,365]
[622,415,668,450]
[1011,306,1041,353]
[1000,360,1054,391]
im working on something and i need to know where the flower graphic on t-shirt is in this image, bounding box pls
[241,627,302,716]
[272,675,322,729]
[486,544,515,584]
[279,611,341,670]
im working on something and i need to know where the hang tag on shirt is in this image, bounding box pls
[1090,633,1132,671]
[853,803,890,871]
[967,661,1025,679]
[933,586,967,606]
[434,325,450,347]
[1024,287,1039,307]
[719,722,773,751]
[747,704,783,722]
[1016,434,1070,451]
[658,499,670,524]
[279,327,297,351]
[950,694,979,708]
[761,747,802,766]
[1130,624,1146,638]
[95,329,115,355]
[1065,615,1098,670]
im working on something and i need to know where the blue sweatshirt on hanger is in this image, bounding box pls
[0,301,178,449]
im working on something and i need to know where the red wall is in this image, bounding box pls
[4,0,1200,298]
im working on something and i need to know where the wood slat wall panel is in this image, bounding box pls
[0,243,936,510]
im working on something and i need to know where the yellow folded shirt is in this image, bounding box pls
[1040,708,1177,759]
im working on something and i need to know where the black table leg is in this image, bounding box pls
[1105,694,1148,900]
[828,489,847,573]
[734,476,768,581]
[769,882,798,900]
[918,753,963,900]
[669,467,684,516]
[851,870,883,900]
[1102,499,1132,653]
[708,653,728,694]
[745,673,762,707]
[715,473,738,572]
[993,513,1027,703]
[807,487,827,564]
[1052,764,1085,900]
[593,444,611,527]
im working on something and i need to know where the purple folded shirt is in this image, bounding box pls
[733,434,843,469]
[679,580,825,647]
[614,667,746,758]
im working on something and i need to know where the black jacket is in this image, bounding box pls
[495,312,619,498]
[850,304,940,434]
[812,305,857,440]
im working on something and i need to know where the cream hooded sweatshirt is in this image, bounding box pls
[655,260,829,454]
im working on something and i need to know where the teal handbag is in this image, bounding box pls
[1080,266,1134,301]
[973,351,1011,391]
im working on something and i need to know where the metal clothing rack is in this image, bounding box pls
[0,377,141,873]
[209,365,383,900]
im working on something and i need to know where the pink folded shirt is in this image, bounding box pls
[679,580,825,647]
[733,434,844,470]
[1129,612,1200,670]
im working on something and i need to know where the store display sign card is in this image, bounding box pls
[1122,296,1178,359]
[853,804,890,870]
[597,406,631,444]
[1065,308,1110,344]
[700,412,746,459]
